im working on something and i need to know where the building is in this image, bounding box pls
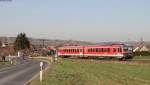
[133,38,149,52]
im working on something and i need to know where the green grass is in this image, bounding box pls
[0,61,11,67]
[132,56,150,60]
[31,58,150,85]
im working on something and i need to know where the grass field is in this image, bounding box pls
[0,61,10,66]
[31,58,150,85]
[132,56,150,60]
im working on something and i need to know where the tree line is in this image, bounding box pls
[0,33,30,61]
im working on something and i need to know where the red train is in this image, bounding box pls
[58,44,133,60]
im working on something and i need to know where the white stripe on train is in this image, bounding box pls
[58,53,124,57]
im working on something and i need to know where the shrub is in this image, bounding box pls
[133,51,150,56]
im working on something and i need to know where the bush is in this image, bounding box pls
[133,51,150,56]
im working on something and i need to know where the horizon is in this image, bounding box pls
[0,35,148,43]
[0,0,150,42]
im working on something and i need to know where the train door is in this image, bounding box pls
[79,49,84,57]
[113,48,117,56]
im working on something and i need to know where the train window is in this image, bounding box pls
[101,48,104,52]
[120,48,122,52]
[92,49,94,52]
[107,48,110,52]
[93,48,96,52]
[128,47,133,51]
[66,49,68,52]
[103,48,106,52]
[96,48,98,52]
[118,48,120,52]
[69,49,70,52]
[90,48,92,52]
[77,49,79,52]
[72,49,74,52]
[80,49,82,52]
[96,48,100,52]
[104,48,106,52]
[113,48,116,52]
[91,49,93,52]
[104,48,108,52]
[91,49,94,52]
[88,49,90,52]
[75,49,76,52]
[118,48,122,52]
[91,48,94,52]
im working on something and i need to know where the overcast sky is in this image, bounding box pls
[0,0,150,42]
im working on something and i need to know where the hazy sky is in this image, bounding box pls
[0,0,150,42]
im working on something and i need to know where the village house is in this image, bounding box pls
[133,38,150,52]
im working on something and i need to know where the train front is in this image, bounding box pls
[123,44,134,59]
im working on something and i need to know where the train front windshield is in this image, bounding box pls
[124,45,133,53]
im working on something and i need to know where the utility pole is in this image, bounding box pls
[140,37,144,45]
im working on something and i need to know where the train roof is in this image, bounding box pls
[58,44,128,48]
[58,46,83,49]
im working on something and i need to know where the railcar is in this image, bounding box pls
[58,46,84,57]
[58,44,133,60]
[84,44,123,58]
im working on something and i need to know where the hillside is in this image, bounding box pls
[0,37,95,47]
[1,36,150,47]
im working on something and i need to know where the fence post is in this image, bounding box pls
[40,62,43,82]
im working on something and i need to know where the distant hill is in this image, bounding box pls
[0,37,96,47]
[1,36,150,48]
